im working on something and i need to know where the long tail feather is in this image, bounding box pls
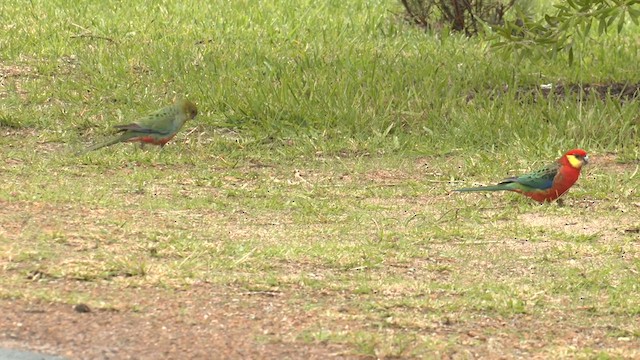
[454,184,512,192]
[83,133,134,153]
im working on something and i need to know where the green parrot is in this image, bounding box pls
[84,99,198,152]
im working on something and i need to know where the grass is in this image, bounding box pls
[1,0,640,358]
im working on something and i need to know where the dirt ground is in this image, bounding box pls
[0,283,350,359]
[3,280,640,359]
[0,153,638,359]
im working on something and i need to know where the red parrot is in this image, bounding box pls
[454,149,589,203]
[84,99,198,152]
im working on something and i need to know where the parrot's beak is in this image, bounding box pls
[583,155,589,165]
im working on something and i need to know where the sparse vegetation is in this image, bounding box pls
[0,0,639,358]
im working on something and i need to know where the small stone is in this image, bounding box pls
[73,304,91,313]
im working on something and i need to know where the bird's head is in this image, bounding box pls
[564,149,589,169]
[179,99,198,120]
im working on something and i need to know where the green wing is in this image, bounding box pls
[502,162,559,190]
[116,106,179,136]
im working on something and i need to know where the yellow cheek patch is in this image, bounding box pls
[566,154,583,168]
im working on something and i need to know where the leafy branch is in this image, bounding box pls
[491,0,640,64]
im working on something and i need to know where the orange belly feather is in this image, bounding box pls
[127,134,176,146]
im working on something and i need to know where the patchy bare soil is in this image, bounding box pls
[0,150,638,359]
[0,284,349,359]
[3,281,640,359]
[2,272,639,360]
